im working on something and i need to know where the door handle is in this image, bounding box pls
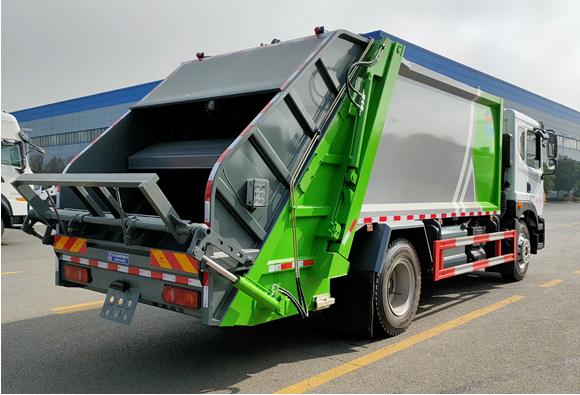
[527,182,531,193]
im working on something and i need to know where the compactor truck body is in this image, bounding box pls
[14,29,557,336]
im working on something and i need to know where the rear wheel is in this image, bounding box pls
[375,239,421,336]
[501,221,530,282]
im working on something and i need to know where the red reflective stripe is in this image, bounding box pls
[431,214,437,219]
[63,237,77,251]
[303,259,314,267]
[442,213,447,218]
[163,251,183,271]
[394,216,401,221]
[108,263,118,271]
[89,260,98,267]
[419,214,426,219]
[129,267,139,275]
[473,234,491,244]
[71,256,80,263]
[281,262,293,270]
[380,216,387,222]
[151,271,163,280]
[451,213,457,217]
[348,219,357,232]
[205,180,213,201]
[363,218,372,224]
[176,276,189,285]
[406,215,413,220]
[203,272,209,286]
[473,259,490,270]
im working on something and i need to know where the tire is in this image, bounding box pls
[501,221,530,282]
[375,239,421,336]
[1,217,4,238]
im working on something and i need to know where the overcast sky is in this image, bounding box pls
[2,0,579,113]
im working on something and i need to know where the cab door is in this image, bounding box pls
[514,125,544,215]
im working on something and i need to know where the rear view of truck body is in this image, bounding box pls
[15,30,398,327]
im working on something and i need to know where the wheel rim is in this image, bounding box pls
[387,257,415,316]
[518,233,531,269]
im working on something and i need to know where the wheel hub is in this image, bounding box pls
[518,234,531,268]
[387,258,415,316]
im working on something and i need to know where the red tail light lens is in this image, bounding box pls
[64,264,91,283]
[163,286,200,309]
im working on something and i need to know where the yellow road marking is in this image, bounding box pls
[558,224,573,227]
[1,271,21,275]
[539,279,564,288]
[573,270,580,274]
[57,304,103,315]
[50,300,104,312]
[275,295,525,394]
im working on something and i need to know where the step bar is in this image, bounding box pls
[433,230,517,281]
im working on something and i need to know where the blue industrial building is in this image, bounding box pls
[11,30,580,164]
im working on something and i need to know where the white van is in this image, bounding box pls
[1,112,43,236]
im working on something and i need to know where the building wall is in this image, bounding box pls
[11,81,161,164]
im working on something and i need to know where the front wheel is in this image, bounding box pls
[501,221,530,282]
[375,239,421,336]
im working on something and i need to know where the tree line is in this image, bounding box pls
[544,156,580,198]
[28,154,75,174]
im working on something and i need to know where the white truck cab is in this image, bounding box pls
[502,109,557,253]
[1,112,44,237]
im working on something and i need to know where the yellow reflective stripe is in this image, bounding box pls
[175,253,197,273]
[69,238,86,253]
[151,249,173,269]
[54,236,69,250]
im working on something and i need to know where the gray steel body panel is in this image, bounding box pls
[361,60,490,220]
[128,139,235,169]
[134,38,335,108]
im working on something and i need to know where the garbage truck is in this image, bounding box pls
[13,28,558,336]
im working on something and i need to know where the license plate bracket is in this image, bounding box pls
[100,281,140,325]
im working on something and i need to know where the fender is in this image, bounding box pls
[325,221,430,337]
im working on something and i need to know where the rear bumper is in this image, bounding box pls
[57,252,204,319]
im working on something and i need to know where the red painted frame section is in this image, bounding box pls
[433,230,516,281]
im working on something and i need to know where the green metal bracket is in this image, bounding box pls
[315,219,342,241]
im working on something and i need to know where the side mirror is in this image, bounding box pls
[544,158,557,176]
[18,130,31,144]
[547,135,558,159]
[19,130,45,155]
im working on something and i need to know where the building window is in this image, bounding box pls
[30,127,107,148]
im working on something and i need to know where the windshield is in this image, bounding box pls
[1,141,24,167]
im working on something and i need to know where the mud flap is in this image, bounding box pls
[100,281,140,326]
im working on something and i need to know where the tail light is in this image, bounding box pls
[163,285,200,309]
[64,264,91,283]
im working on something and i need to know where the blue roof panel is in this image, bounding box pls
[11,80,162,123]
[363,30,580,125]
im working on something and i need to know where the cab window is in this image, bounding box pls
[518,127,526,161]
[526,130,540,169]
